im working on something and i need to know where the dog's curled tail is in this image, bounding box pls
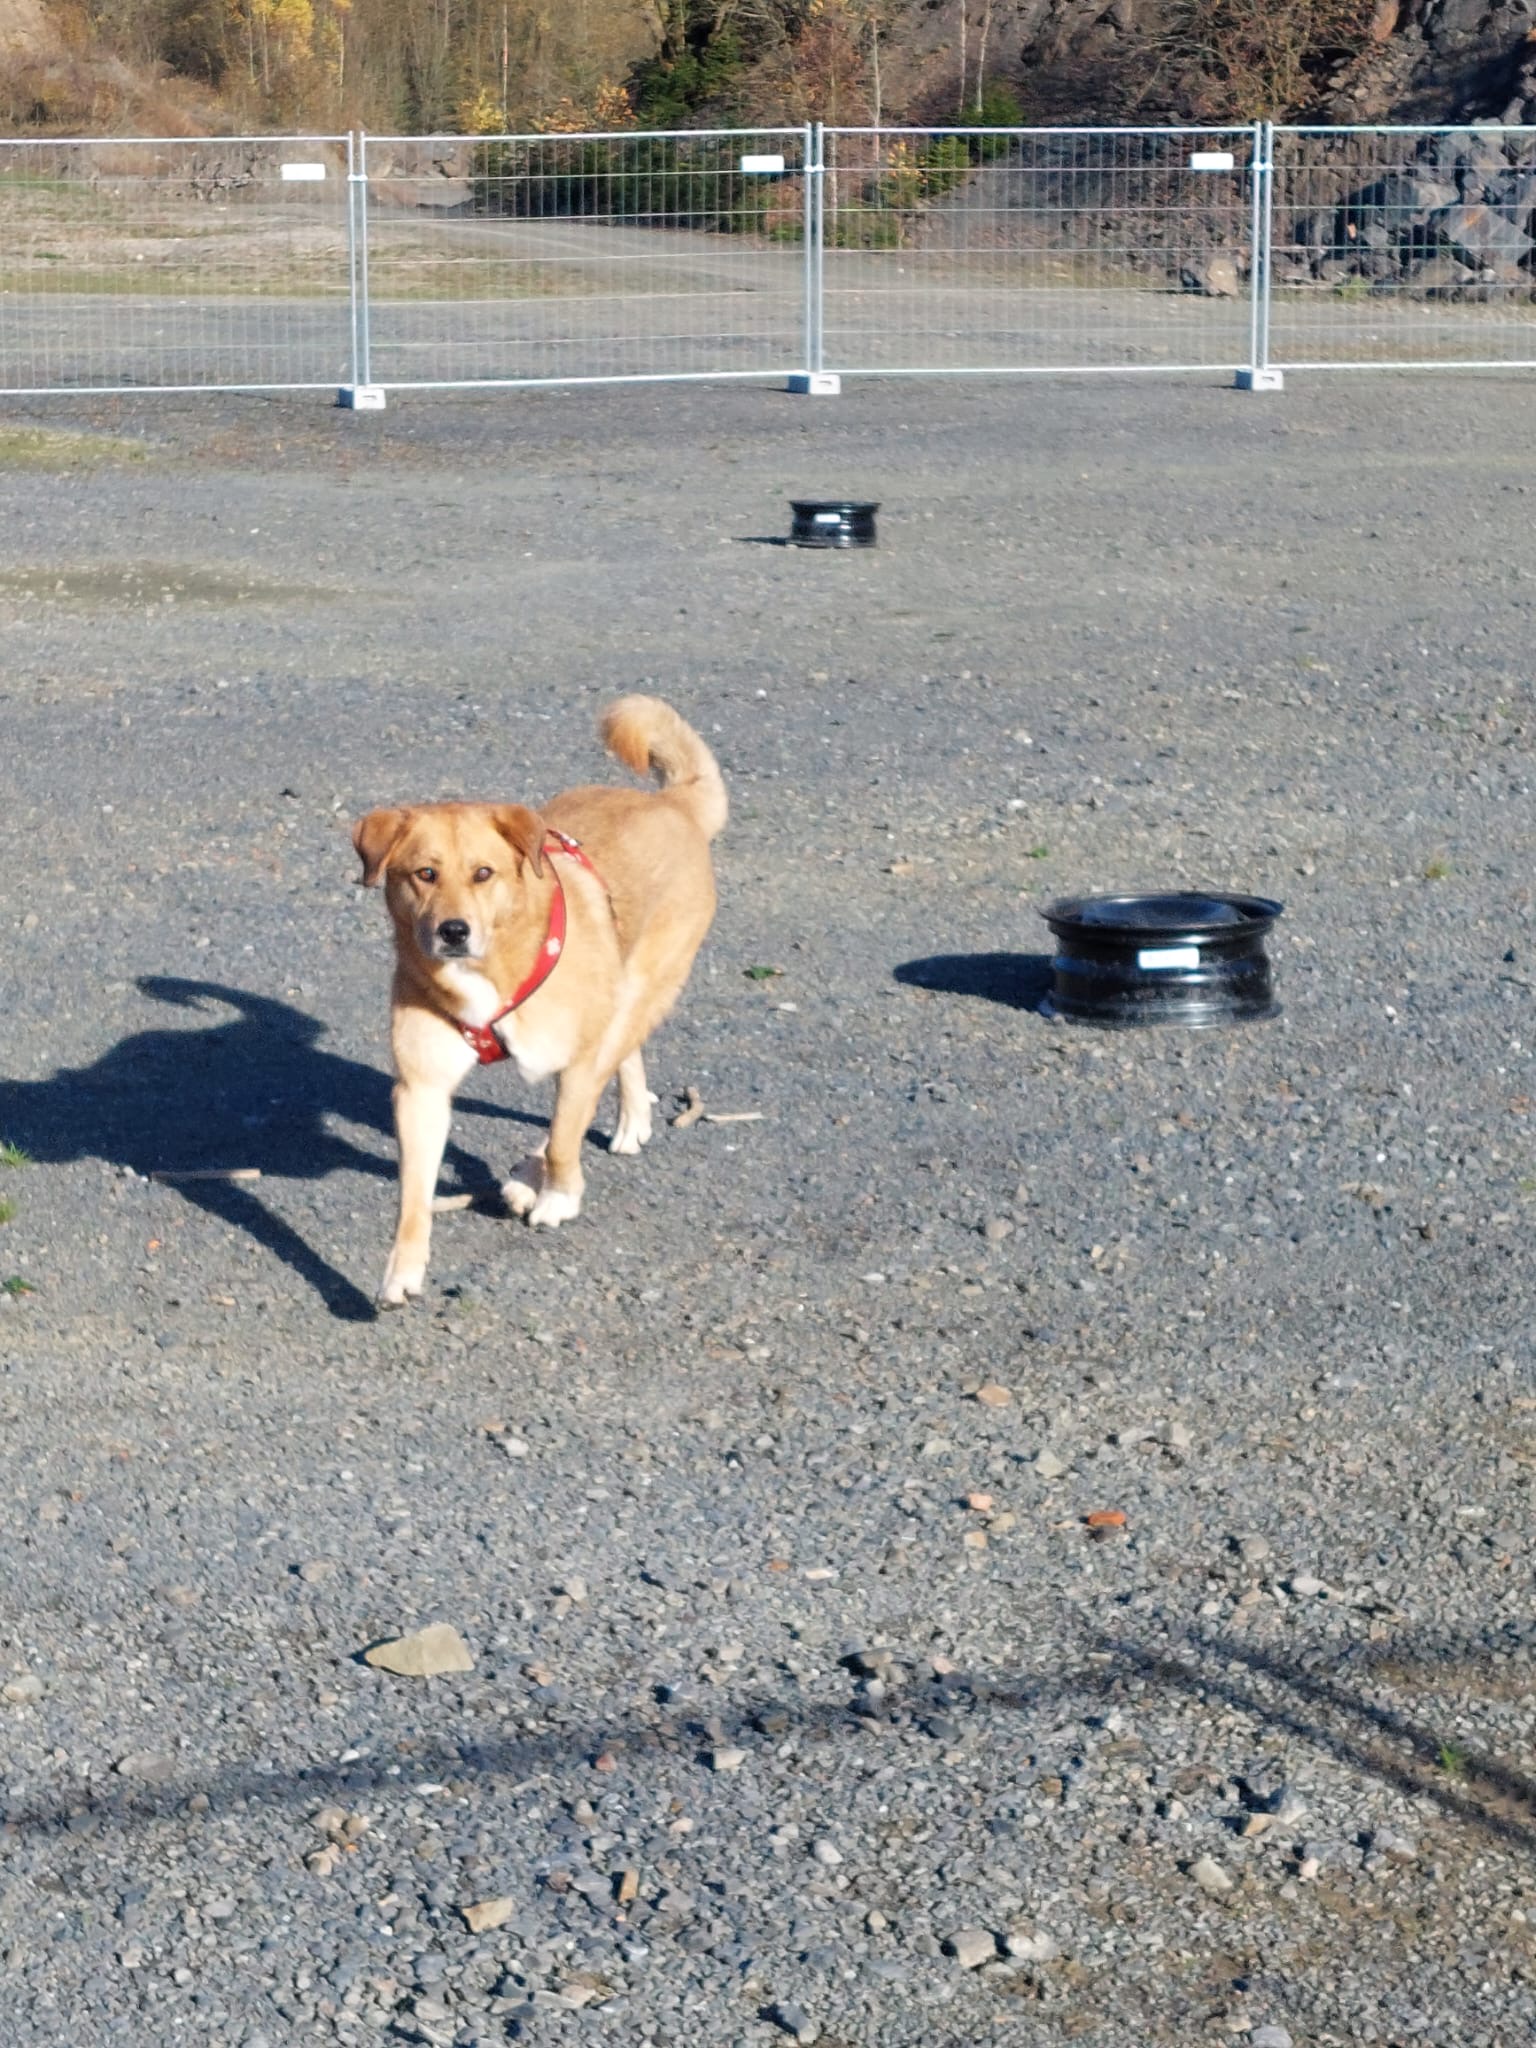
[600,695,728,842]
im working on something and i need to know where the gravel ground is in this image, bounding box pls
[1,373,1535,2048]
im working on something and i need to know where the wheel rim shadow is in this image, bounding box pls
[893,952,1055,1013]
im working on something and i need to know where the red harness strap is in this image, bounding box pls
[456,831,605,1065]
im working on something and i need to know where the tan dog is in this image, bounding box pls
[353,696,726,1309]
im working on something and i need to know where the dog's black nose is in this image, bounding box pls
[438,919,470,950]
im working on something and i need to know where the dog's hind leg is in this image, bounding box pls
[609,1048,657,1156]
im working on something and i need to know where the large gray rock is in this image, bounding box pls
[1431,201,1533,267]
[1486,169,1536,222]
[1446,132,1511,184]
[1293,207,1343,252]
[1346,171,1456,225]
[1179,254,1240,297]
[1405,253,1477,297]
[1434,0,1495,37]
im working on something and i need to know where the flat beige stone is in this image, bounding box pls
[461,1897,515,1933]
[363,1624,474,1677]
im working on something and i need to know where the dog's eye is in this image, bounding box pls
[414,867,437,884]
[472,866,493,884]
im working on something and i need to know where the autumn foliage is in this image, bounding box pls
[3,0,1384,136]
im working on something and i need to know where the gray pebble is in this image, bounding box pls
[1190,1855,1234,1896]
[943,1927,997,1968]
[770,2001,819,2044]
[1369,1826,1419,1863]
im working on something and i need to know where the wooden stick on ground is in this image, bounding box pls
[671,1086,705,1129]
[149,1168,261,1183]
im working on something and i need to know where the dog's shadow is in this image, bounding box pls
[894,952,1055,1012]
[0,978,539,1322]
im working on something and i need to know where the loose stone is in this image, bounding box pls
[363,1625,474,1677]
[944,1927,997,1968]
[1190,1855,1234,1896]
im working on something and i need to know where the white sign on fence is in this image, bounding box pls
[280,162,328,181]
[740,154,786,174]
[1188,151,1236,171]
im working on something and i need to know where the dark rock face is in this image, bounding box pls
[884,0,1536,128]
[1272,126,1536,303]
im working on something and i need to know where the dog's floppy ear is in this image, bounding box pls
[353,807,412,888]
[491,804,547,879]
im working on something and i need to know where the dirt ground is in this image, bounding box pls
[1,373,1535,2047]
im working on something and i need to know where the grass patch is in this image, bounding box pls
[0,1141,29,1167]
[1436,1740,1469,1780]
[0,1198,14,1226]
[0,429,146,472]
[0,1275,33,1297]
[0,265,348,297]
[1422,855,1452,881]
[743,964,782,981]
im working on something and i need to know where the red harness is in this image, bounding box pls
[453,831,605,1065]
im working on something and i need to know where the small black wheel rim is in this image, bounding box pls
[1040,891,1282,1030]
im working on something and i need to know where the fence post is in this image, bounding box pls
[789,122,839,395]
[1237,119,1282,392]
[338,128,386,410]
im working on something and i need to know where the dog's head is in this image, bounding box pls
[353,802,548,964]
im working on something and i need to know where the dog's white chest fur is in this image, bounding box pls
[438,963,503,1028]
[496,1011,563,1084]
[438,963,563,1083]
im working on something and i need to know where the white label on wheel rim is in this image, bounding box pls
[1137,946,1200,970]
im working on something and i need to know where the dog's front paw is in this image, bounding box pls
[378,1255,425,1309]
[528,1185,582,1229]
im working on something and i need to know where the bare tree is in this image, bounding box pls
[973,0,993,113]
[847,0,891,129]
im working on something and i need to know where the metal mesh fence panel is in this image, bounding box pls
[820,127,1258,376]
[0,137,353,394]
[1269,126,1536,369]
[361,130,810,388]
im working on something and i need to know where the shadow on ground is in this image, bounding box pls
[894,952,1055,1012]
[0,978,538,1321]
[7,1624,1532,1856]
